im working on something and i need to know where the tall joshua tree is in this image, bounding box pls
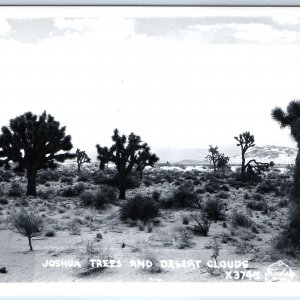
[234,131,255,178]
[76,148,91,173]
[0,111,74,196]
[272,100,300,249]
[96,129,159,199]
[272,101,300,202]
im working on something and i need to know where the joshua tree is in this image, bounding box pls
[272,101,300,203]
[96,146,111,171]
[234,132,255,178]
[272,100,300,250]
[135,146,159,178]
[9,209,44,251]
[206,145,229,171]
[76,148,91,173]
[0,111,74,196]
[96,129,159,199]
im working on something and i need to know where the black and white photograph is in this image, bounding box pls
[0,6,299,283]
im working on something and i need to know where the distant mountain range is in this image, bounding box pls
[155,145,297,166]
[87,145,298,166]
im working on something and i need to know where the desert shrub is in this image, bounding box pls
[195,188,206,194]
[62,183,85,197]
[244,192,250,200]
[60,176,73,185]
[0,169,13,182]
[234,240,253,255]
[44,229,55,237]
[8,209,44,250]
[253,193,264,201]
[277,199,289,208]
[0,198,8,205]
[204,182,219,194]
[173,182,199,208]
[274,203,300,256]
[8,182,24,197]
[174,226,193,249]
[246,200,268,211]
[80,191,94,206]
[37,170,60,184]
[203,198,225,221]
[231,210,253,228]
[67,218,82,235]
[152,191,161,202]
[217,192,229,199]
[182,213,190,225]
[120,194,159,221]
[93,186,117,209]
[141,250,162,273]
[221,185,230,192]
[256,180,279,194]
[77,172,91,182]
[77,241,114,276]
[191,213,212,236]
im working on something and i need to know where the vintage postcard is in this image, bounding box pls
[0,6,299,284]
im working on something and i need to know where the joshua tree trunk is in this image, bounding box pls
[77,164,81,174]
[28,236,33,251]
[26,168,37,196]
[119,175,127,200]
[292,148,300,204]
[241,150,246,178]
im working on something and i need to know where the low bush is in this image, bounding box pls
[80,191,94,206]
[60,176,73,185]
[173,182,199,208]
[203,198,225,221]
[77,172,92,182]
[191,213,212,236]
[256,180,279,194]
[37,170,60,184]
[246,200,268,211]
[62,183,85,197]
[93,186,117,209]
[120,194,159,221]
[0,198,8,205]
[274,203,300,256]
[231,210,253,228]
[174,226,193,249]
[8,182,24,197]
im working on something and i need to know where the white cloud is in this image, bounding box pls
[0,14,299,152]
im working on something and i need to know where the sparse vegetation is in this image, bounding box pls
[120,194,159,221]
[8,209,44,251]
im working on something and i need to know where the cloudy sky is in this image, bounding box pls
[0,7,300,157]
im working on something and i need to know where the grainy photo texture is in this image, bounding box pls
[0,6,299,282]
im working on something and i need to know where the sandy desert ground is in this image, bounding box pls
[0,163,299,282]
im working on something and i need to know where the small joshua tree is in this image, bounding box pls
[234,132,255,178]
[96,146,111,171]
[206,145,229,171]
[76,148,91,173]
[96,129,159,199]
[136,146,159,178]
[9,209,44,251]
[0,111,74,196]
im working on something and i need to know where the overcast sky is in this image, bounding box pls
[0,7,300,154]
